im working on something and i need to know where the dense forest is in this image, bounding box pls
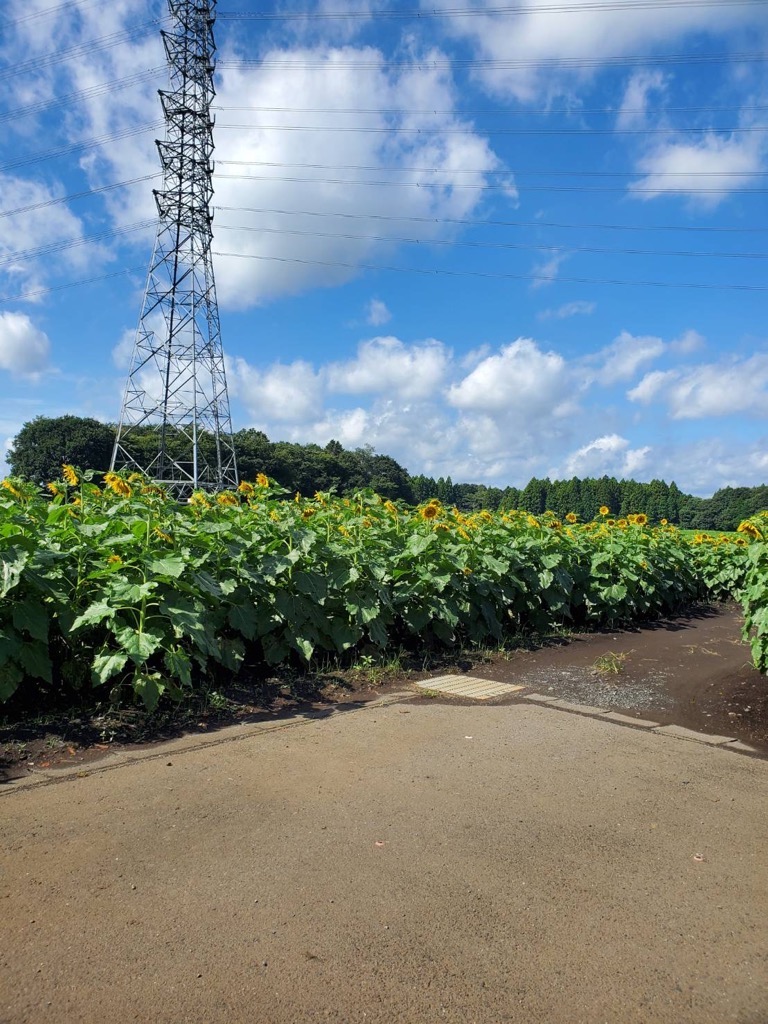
[7,415,768,532]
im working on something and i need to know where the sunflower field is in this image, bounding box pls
[0,468,765,712]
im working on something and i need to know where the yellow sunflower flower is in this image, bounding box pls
[565,512,578,524]
[62,464,79,487]
[256,473,270,488]
[599,505,610,517]
[238,481,255,497]
[420,504,439,520]
[737,520,763,540]
[635,513,648,527]
[216,492,238,506]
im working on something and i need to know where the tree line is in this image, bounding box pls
[7,415,767,531]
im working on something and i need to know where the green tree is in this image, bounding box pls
[8,415,116,483]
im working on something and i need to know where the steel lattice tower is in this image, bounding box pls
[111,0,237,494]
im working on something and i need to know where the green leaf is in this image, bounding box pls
[148,556,186,578]
[12,600,49,642]
[406,533,434,557]
[0,662,24,702]
[71,600,116,631]
[292,635,314,662]
[113,625,165,665]
[228,602,258,640]
[19,641,52,683]
[133,673,165,712]
[0,548,28,598]
[164,646,192,687]
[92,650,129,686]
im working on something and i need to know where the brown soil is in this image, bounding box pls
[2,602,765,783]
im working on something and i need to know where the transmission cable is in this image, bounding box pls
[211,249,768,291]
[0,220,155,269]
[0,67,165,126]
[0,20,164,82]
[216,170,768,195]
[217,158,768,177]
[213,221,768,260]
[0,122,162,175]
[214,203,768,233]
[0,174,161,221]
[217,0,768,20]
[218,51,767,71]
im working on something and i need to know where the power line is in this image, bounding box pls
[217,158,768,177]
[0,122,162,175]
[0,265,145,306]
[218,51,767,71]
[215,121,766,135]
[217,0,768,20]
[216,170,768,194]
[7,0,114,29]
[0,220,154,269]
[211,248,768,291]
[0,67,164,126]
[212,101,768,117]
[213,220,768,259]
[214,203,768,233]
[0,20,164,82]
[0,175,161,221]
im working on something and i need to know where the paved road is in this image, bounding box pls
[2,696,767,1024]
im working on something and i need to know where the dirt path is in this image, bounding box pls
[2,694,767,1024]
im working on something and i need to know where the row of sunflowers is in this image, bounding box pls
[0,467,765,710]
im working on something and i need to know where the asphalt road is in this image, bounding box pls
[2,695,767,1024]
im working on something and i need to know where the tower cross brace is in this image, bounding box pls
[112,0,238,495]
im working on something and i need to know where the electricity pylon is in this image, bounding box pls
[111,0,238,494]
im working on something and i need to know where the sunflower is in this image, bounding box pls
[420,504,439,520]
[189,491,210,509]
[606,518,616,527]
[154,527,173,544]
[107,554,123,566]
[238,481,255,497]
[565,512,578,524]
[737,520,763,540]
[256,473,270,488]
[62,464,79,487]
[635,513,648,527]
[103,472,132,498]
[617,518,628,528]
[1,479,22,499]
[526,515,539,528]
[660,518,668,526]
[302,508,316,520]
[434,522,451,532]
[216,492,238,506]
[599,505,610,517]
[47,482,63,497]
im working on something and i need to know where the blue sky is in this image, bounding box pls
[1,0,767,495]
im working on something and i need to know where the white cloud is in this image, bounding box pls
[669,329,705,355]
[616,69,668,130]
[431,0,768,103]
[530,252,567,290]
[596,330,665,386]
[327,336,449,400]
[558,433,651,479]
[628,352,768,418]
[629,132,767,209]
[366,298,391,326]
[230,357,324,423]
[447,337,573,416]
[538,300,595,321]
[0,312,50,376]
